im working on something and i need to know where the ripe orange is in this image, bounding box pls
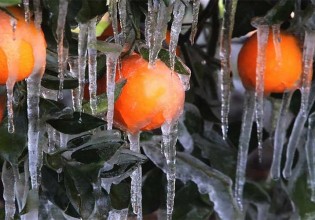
[237,30,302,94]
[0,7,46,84]
[114,53,185,134]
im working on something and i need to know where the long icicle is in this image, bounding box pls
[33,0,42,29]
[2,162,16,220]
[270,91,293,179]
[252,20,269,161]
[128,132,142,220]
[283,30,315,179]
[305,112,315,202]
[190,0,201,44]
[87,18,98,115]
[219,0,239,140]
[23,0,30,22]
[109,0,119,43]
[56,0,69,100]
[235,90,255,210]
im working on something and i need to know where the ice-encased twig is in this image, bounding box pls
[190,0,201,44]
[305,112,315,202]
[283,30,315,179]
[87,18,98,115]
[219,0,238,140]
[235,90,255,210]
[169,0,185,71]
[127,132,142,220]
[2,162,16,220]
[270,91,293,180]
[77,23,89,113]
[161,121,179,220]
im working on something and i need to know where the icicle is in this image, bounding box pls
[109,0,119,43]
[10,17,17,40]
[77,23,89,113]
[56,0,69,100]
[145,0,158,49]
[23,0,30,22]
[68,56,80,111]
[251,20,269,161]
[108,209,128,220]
[219,0,238,140]
[106,52,120,130]
[306,112,315,202]
[33,0,42,28]
[59,132,69,148]
[149,1,173,66]
[235,90,255,210]
[161,121,179,220]
[300,30,315,114]
[6,80,15,133]
[270,91,293,179]
[2,162,16,220]
[87,18,98,115]
[118,0,127,40]
[190,0,201,44]
[127,132,143,220]
[283,30,315,179]
[272,24,282,65]
[91,179,110,219]
[169,0,185,71]
[256,203,270,220]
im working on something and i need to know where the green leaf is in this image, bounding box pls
[142,138,241,220]
[41,70,79,90]
[90,41,123,54]
[0,0,21,7]
[76,0,108,23]
[82,79,126,115]
[110,182,131,210]
[20,189,39,215]
[139,47,191,76]
[46,112,105,134]
[243,181,271,203]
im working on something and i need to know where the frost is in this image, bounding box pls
[234,90,255,210]
[56,0,69,100]
[219,0,239,140]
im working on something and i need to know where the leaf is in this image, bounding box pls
[76,0,109,23]
[46,112,105,134]
[243,181,271,204]
[41,70,79,90]
[139,47,191,76]
[90,41,123,54]
[110,182,131,210]
[142,137,241,220]
[82,79,126,115]
[20,189,39,215]
[0,0,20,7]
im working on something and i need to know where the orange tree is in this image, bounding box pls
[0,0,315,220]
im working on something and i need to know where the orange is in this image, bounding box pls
[165,30,181,56]
[0,93,6,124]
[237,30,302,94]
[113,53,185,134]
[0,7,46,84]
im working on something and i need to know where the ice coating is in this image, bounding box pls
[270,91,293,179]
[219,0,238,140]
[107,209,128,220]
[118,0,127,40]
[56,0,69,100]
[169,0,185,71]
[87,18,98,115]
[23,0,30,22]
[272,24,282,65]
[33,0,42,29]
[109,0,119,43]
[128,132,143,219]
[190,0,201,44]
[235,90,255,210]
[2,162,16,220]
[305,112,315,201]
[161,121,179,220]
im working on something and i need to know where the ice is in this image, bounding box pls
[270,91,293,179]
[33,0,42,29]
[10,17,17,40]
[59,132,69,148]
[272,24,282,65]
[305,112,315,201]
[219,0,238,140]
[68,57,80,111]
[252,21,269,161]
[169,0,185,71]
[56,0,69,100]
[91,180,110,219]
[145,0,158,49]
[6,80,15,133]
[300,31,315,114]
[77,23,89,113]
[161,121,179,220]
[2,162,16,220]
[109,0,119,43]
[256,203,270,220]
[23,0,30,22]
[190,0,201,44]
[127,132,142,219]
[118,0,127,40]
[148,1,172,66]
[47,124,57,153]
[87,18,98,115]
[106,52,120,130]
[234,90,255,210]
[107,208,128,220]
[283,31,315,179]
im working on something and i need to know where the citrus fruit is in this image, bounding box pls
[114,53,185,134]
[237,30,302,94]
[0,7,46,84]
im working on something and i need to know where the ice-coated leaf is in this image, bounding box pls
[41,70,79,90]
[46,112,105,134]
[110,182,130,210]
[139,47,191,76]
[20,189,39,215]
[142,138,241,220]
[90,41,123,54]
